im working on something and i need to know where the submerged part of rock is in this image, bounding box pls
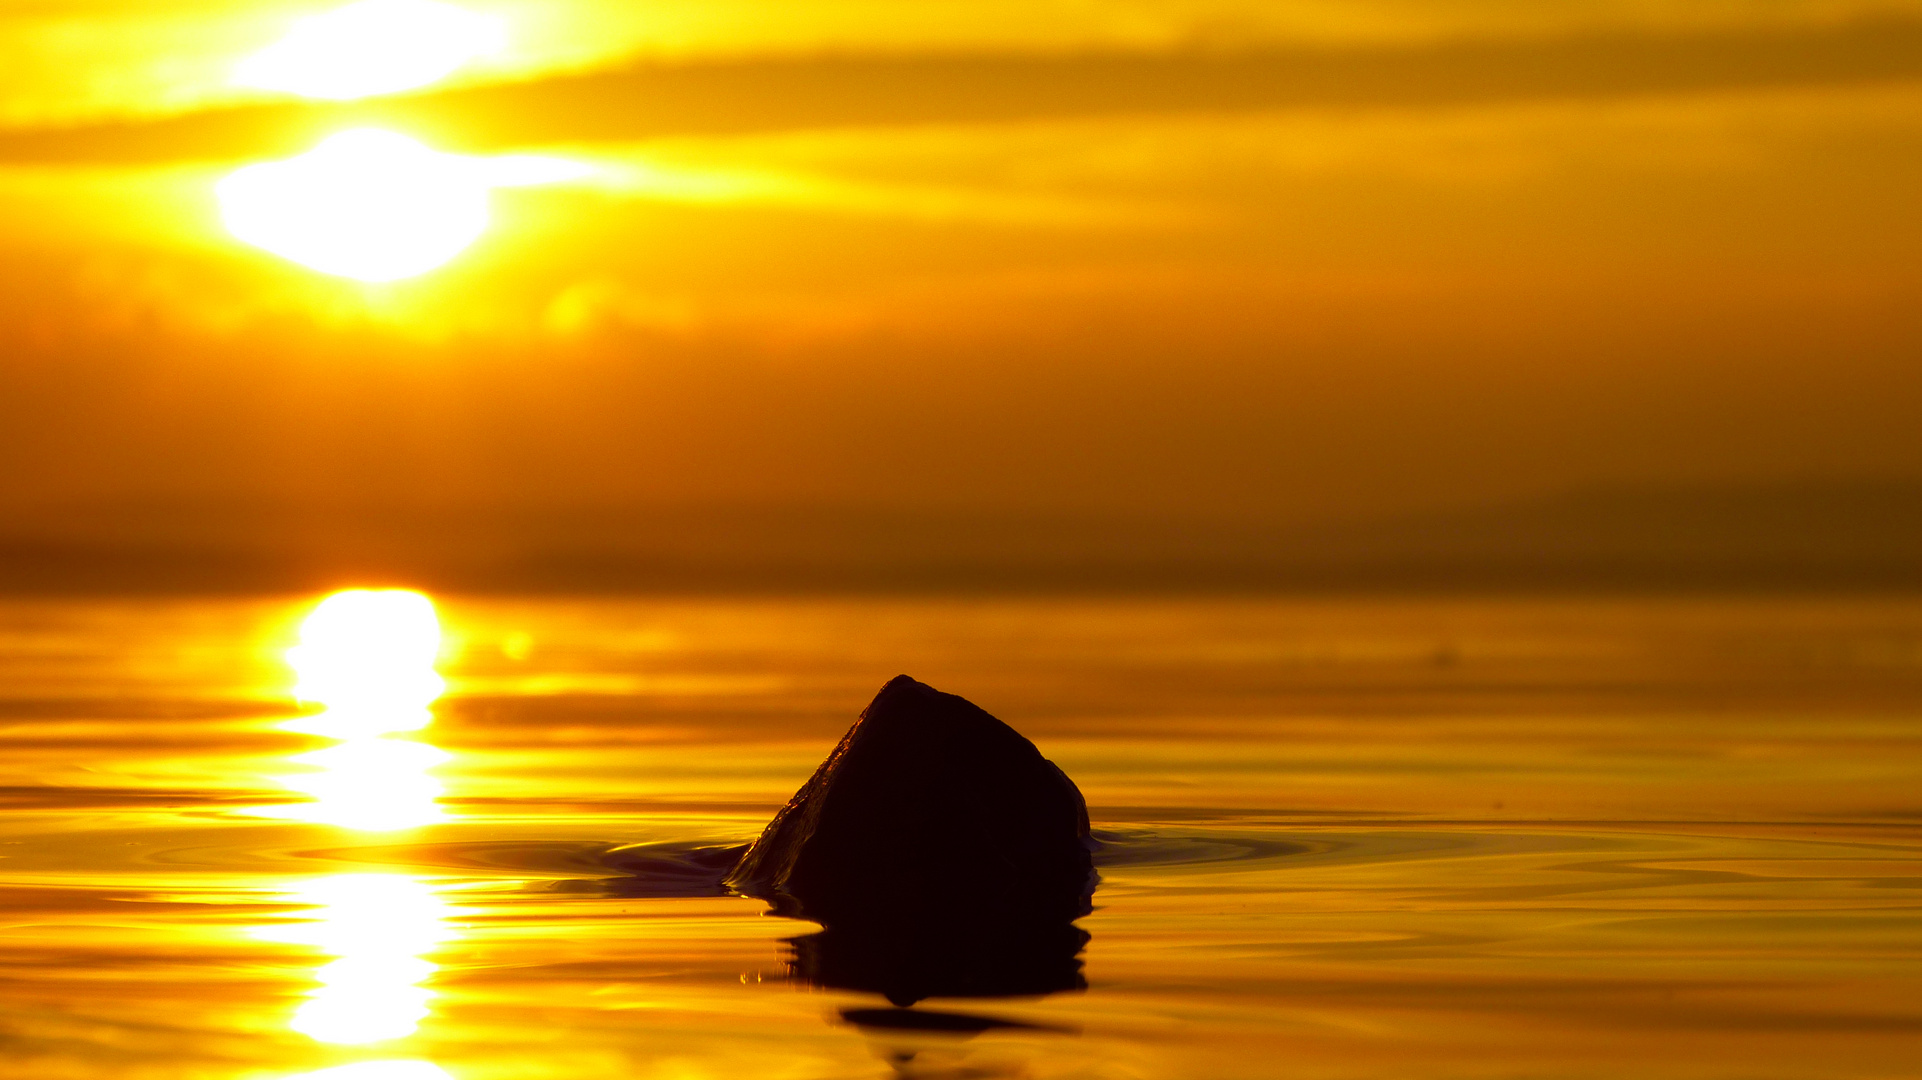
[726,674,1097,1005]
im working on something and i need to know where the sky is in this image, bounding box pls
[1,1,1920,586]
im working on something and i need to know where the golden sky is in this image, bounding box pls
[2,1,1920,565]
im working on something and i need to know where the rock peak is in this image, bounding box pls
[729,675,1094,925]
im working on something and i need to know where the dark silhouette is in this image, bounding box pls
[728,676,1097,1005]
[838,1006,1078,1035]
[791,921,1091,1007]
[727,675,1096,926]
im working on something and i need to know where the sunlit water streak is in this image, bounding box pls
[274,588,449,830]
[237,591,464,1059]
[259,873,456,1045]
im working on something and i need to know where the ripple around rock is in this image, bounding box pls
[725,675,1097,1004]
[1088,829,1320,868]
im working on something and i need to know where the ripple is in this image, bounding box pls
[1089,828,1322,868]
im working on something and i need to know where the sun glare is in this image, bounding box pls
[235,0,506,101]
[275,589,450,830]
[217,129,590,282]
[218,130,487,283]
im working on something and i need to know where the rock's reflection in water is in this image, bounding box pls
[789,920,1090,1007]
[838,1008,1078,1034]
[840,1007,1081,1080]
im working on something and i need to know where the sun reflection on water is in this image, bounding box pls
[287,587,444,733]
[264,873,457,1045]
[276,588,450,831]
[262,591,463,1055]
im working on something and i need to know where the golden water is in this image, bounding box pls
[2,595,1919,1079]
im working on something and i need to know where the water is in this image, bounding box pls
[2,595,1920,1079]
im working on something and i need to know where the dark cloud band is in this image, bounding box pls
[3,18,1920,165]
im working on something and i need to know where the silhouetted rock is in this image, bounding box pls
[727,675,1097,1004]
[727,675,1096,926]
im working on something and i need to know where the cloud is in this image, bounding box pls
[2,18,1920,165]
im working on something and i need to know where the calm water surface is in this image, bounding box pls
[2,595,1920,1079]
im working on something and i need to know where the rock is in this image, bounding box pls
[727,674,1097,1003]
[727,675,1097,928]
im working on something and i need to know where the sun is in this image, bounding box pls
[215,130,589,282]
[234,0,506,101]
[219,2,589,281]
[217,130,491,282]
